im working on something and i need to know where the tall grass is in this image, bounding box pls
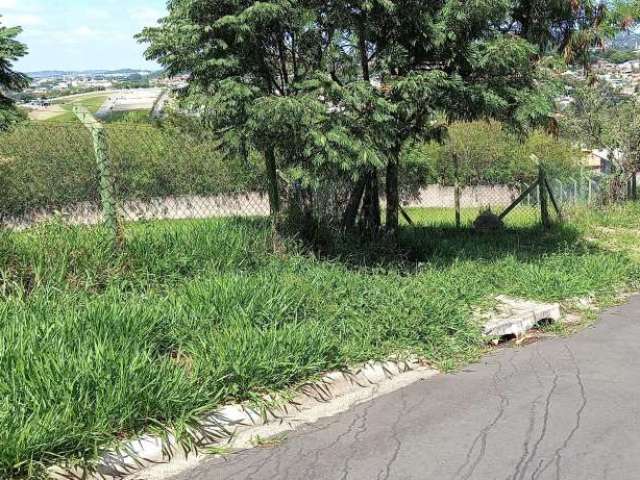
[0,210,639,478]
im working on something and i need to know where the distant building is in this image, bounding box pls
[617,61,640,74]
[582,149,624,174]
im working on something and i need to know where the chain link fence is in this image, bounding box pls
[399,173,639,229]
[0,122,269,230]
[1,121,637,234]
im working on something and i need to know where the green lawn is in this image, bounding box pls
[43,94,110,123]
[402,205,544,228]
[102,110,152,124]
[1,207,639,478]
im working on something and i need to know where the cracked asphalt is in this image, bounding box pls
[168,296,640,480]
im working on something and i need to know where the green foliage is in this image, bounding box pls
[404,121,581,185]
[560,82,619,148]
[595,48,640,64]
[1,210,639,477]
[138,0,568,232]
[0,16,30,131]
[560,81,640,174]
[610,98,640,172]
[0,124,261,217]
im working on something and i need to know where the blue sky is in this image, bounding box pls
[0,0,167,72]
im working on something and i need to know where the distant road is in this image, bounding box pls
[95,88,165,119]
[49,90,124,104]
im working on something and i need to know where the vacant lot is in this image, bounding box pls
[1,204,639,478]
[24,93,111,123]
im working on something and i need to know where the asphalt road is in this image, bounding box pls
[170,296,640,480]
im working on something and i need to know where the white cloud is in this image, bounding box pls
[73,26,94,36]
[129,7,163,26]
[0,0,17,10]
[2,13,44,26]
[86,9,113,21]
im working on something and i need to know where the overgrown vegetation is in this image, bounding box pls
[559,81,640,196]
[1,207,639,478]
[0,124,262,216]
[2,1,640,478]
[594,47,640,64]
[404,121,582,186]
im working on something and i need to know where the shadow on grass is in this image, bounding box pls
[307,222,595,270]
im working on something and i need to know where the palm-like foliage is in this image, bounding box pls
[138,0,634,236]
[0,16,29,130]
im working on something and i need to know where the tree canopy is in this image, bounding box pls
[138,0,634,236]
[0,16,29,130]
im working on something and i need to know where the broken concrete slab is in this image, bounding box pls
[481,295,561,338]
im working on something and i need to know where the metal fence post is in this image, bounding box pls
[539,165,551,230]
[453,154,461,228]
[73,106,122,247]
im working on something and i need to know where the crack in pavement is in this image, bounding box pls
[515,346,560,480]
[452,357,510,480]
[270,436,304,480]
[375,388,410,480]
[308,395,377,480]
[507,350,545,480]
[507,347,548,480]
[531,344,588,480]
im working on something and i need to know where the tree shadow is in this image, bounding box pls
[308,222,598,271]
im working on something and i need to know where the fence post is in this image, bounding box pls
[555,179,563,204]
[73,106,122,247]
[453,153,461,228]
[539,165,551,230]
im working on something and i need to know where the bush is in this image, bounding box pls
[402,121,582,186]
[0,124,263,216]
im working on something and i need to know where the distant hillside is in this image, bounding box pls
[27,69,159,78]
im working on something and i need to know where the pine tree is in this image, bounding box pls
[0,16,29,130]
[138,0,635,238]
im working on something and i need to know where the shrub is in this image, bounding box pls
[0,124,263,217]
[403,121,582,187]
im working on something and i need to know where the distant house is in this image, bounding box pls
[582,149,624,174]
[617,61,640,74]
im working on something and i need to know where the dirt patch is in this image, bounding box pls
[27,105,66,121]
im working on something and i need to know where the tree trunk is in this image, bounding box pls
[369,170,381,228]
[355,19,381,233]
[358,21,370,82]
[343,176,367,230]
[361,170,381,233]
[386,159,400,234]
[453,153,461,228]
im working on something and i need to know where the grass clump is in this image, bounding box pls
[0,207,639,478]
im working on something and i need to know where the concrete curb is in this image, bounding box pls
[481,296,562,338]
[50,358,437,479]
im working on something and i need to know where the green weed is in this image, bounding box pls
[0,206,638,478]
